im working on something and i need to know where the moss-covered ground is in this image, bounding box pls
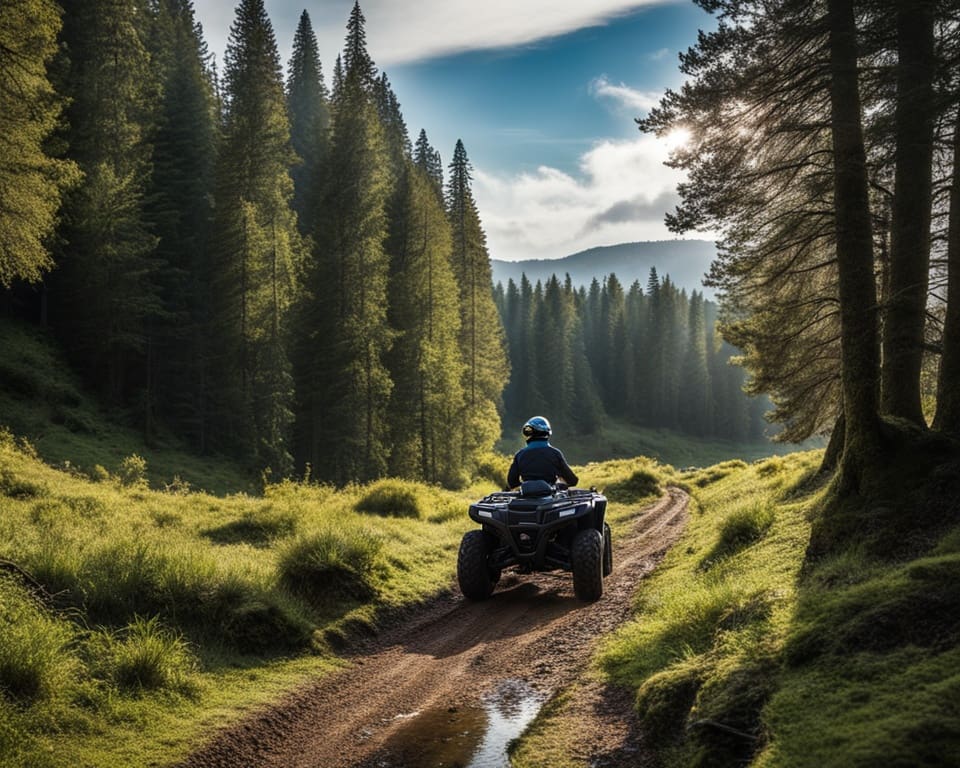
[590,449,960,768]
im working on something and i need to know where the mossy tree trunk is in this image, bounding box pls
[827,0,883,495]
[881,0,936,427]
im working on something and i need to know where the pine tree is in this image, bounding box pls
[385,163,464,485]
[880,0,936,425]
[537,276,576,429]
[145,0,218,446]
[296,7,392,483]
[209,0,302,474]
[679,291,712,435]
[343,1,376,86]
[413,129,443,198]
[446,139,509,467]
[286,10,329,237]
[0,0,79,288]
[934,111,960,433]
[52,0,161,408]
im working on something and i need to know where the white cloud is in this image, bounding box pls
[589,75,663,113]
[195,1,675,70]
[362,1,674,64]
[472,134,696,262]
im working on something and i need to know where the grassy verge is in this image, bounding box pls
[584,447,960,767]
[0,431,499,767]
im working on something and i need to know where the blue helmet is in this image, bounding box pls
[522,416,552,441]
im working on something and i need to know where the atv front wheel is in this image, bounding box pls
[458,530,498,600]
[602,522,613,577]
[571,528,603,601]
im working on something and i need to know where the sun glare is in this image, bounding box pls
[663,127,691,151]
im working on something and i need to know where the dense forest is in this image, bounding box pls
[0,0,509,487]
[495,270,768,442]
[0,0,778,491]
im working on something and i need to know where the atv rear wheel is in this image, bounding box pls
[458,530,498,600]
[571,528,603,601]
[602,522,613,577]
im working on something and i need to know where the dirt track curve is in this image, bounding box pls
[179,487,689,768]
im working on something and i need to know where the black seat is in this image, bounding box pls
[519,479,554,497]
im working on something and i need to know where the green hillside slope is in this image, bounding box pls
[0,319,247,493]
[591,451,960,767]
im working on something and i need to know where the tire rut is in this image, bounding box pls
[178,487,689,768]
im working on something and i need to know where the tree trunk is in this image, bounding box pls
[827,0,883,495]
[821,412,845,473]
[934,113,960,433]
[881,0,936,426]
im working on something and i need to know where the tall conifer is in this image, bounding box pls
[286,10,329,236]
[386,163,464,484]
[446,139,509,467]
[145,0,218,445]
[297,5,392,483]
[209,0,301,473]
[52,0,161,409]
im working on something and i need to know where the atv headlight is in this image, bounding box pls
[478,509,493,518]
[558,508,577,518]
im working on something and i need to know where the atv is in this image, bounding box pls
[457,479,612,602]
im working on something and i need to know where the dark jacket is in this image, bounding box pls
[506,439,579,488]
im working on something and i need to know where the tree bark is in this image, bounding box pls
[827,0,883,495]
[881,0,936,425]
[934,113,960,433]
[821,412,845,473]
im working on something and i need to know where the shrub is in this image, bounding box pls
[0,466,44,499]
[117,454,148,487]
[427,496,466,523]
[278,526,383,604]
[756,456,786,477]
[475,452,510,488]
[89,464,112,483]
[0,577,76,703]
[163,475,192,495]
[356,479,422,518]
[213,585,313,654]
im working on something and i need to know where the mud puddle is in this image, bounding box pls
[372,679,545,767]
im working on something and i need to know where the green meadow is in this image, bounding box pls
[0,422,677,767]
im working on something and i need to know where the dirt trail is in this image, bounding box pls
[179,488,689,768]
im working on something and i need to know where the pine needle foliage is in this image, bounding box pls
[0,0,80,287]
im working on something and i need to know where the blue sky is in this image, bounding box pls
[192,1,716,261]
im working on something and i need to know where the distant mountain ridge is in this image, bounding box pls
[490,240,717,297]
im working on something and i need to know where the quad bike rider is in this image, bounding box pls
[458,417,612,602]
[506,416,579,490]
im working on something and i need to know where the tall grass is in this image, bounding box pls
[0,577,77,703]
[278,525,385,604]
[598,452,823,765]
[0,425,507,767]
[86,616,196,693]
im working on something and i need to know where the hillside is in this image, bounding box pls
[0,319,248,494]
[512,448,960,767]
[490,240,717,295]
